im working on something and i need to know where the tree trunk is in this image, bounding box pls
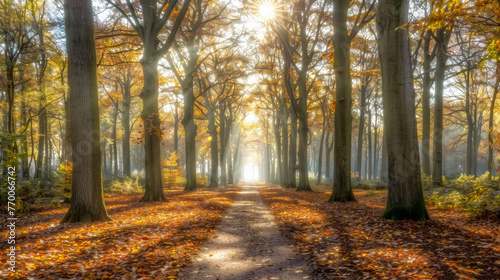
[174,105,179,160]
[228,135,234,184]
[62,0,111,223]
[289,108,298,188]
[356,83,367,178]
[20,70,29,180]
[376,0,429,221]
[432,27,450,186]
[380,130,387,181]
[64,93,72,163]
[264,120,271,183]
[182,43,198,191]
[367,109,373,180]
[465,68,474,175]
[233,130,241,184]
[220,105,227,186]
[281,99,291,187]
[473,112,483,176]
[296,57,312,191]
[421,30,433,175]
[488,57,500,179]
[35,103,46,180]
[122,78,131,177]
[374,121,379,178]
[6,63,15,135]
[316,128,325,185]
[325,131,334,180]
[330,0,355,201]
[46,121,52,175]
[139,58,165,202]
[206,100,218,188]
[273,112,283,185]
[112,104,118,176]
[102,141,107,174]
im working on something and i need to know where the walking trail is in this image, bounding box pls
[178,184,318,280]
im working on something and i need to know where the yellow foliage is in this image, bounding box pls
[162,153,183,189]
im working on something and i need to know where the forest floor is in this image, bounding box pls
[0,186,239,279]
[2,183,499,279]
[260,184,500,280]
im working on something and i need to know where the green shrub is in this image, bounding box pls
[109,176,142,193]
[425,172,500,217]
[162,153,183,189]
[197,175,209,188]
[53,162,73,201]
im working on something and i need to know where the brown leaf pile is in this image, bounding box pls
[259,186,500,280]
[0,186,239,279]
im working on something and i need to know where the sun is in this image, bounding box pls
[258,1,276,21]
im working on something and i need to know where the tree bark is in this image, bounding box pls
[139,58,165,202]
[325,131,334,180]
[367,109,373,180]
[330,0,355,201]
[35,103,46,180]
[102,140,107,174]
[206,98,218,188]
[280,98,291,187]
[316,128,325,185]
[220,104,227,186]
[265,119,272,183]
[228,133,234,185]
[465,67,474,175]
[432,27,451,186]
[296,68,311,191]
[376,0,429,220]
[112,103,118,176]
[380,130,387,181]
[62,0,111,223]
[473,112,482,176]
[273,112,283,185]
[122,76,131,177]
[181,41,199,191]
[488,57,500,179]
[421,30,433,175]
[356,83,367,179]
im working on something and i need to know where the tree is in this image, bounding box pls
[488,55,500,178]
[274,0,327,191]
[0,0,35,168]
[105,0,191,201]
[165,0,232,190]
[330,0,374,201]
[376,0,429,221]
[62,0,111,223]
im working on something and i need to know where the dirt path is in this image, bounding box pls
[178,184,318,280]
